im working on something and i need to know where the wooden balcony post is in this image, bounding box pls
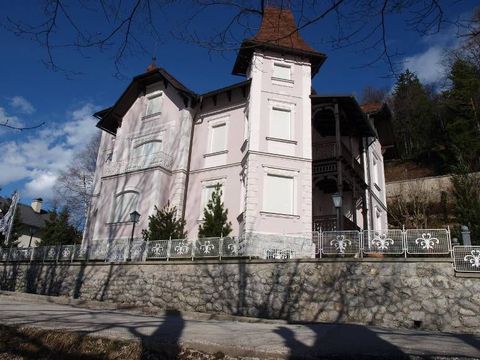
[334,102,344,230]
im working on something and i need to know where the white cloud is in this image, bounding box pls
[0,103,100,200]
[401,26,459,86]
[402,46,447,84]
[24,171,58,199]
[9,96,35,114]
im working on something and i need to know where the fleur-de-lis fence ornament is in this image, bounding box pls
[200,240,215,254]
[415,233,439,250]
[227,242,237,255]
[151,243,164,256]
[330,235,351,254]
[61,247,71,259]
[48,247,56,259]
[77,246,87,258]
[371,232,394,251]
[464,250,480,268]
[132,243,144,258]
[175,241,189,255]
[273,251,285,260]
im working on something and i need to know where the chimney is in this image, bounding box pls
[31,198,43,213]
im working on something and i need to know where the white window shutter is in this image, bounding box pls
[146,95,162,116]
[202,184,223,210]
[271,108,291,139]
[273,64,291,80]
[210,123,226,152]
[265,175,294,214]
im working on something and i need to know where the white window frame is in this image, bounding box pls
[199,178,226,217]
[268,100,295,141]
[243,109,249,142]
[133,139,163,156]
[375,207,382,230]
[262,166,298,216]
[272,62,292,81]
[144,91,163,118]
[206,116,229,155]
[131,132,164,163]
[372,153,381,190]
[111,190,140,223]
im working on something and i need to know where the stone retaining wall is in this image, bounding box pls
[0,259,478,334]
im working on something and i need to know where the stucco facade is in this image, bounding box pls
[84,7,388,258]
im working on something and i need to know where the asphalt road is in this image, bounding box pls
[0,292,478,359]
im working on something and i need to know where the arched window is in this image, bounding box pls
[112,190,139,223]
[133,140,162,168]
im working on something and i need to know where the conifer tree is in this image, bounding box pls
[451,163,480,245]
[391,69,436,160]
[142,202,186,241]
[442,59,480,169]
[39,207,81,246]
[198,184,232,238]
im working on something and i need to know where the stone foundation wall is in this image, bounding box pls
[1,259,478,334]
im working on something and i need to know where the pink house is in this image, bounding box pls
[84,7,387,258]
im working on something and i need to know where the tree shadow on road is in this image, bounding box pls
[274,323,408,359]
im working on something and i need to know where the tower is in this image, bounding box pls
[233,7,326,256]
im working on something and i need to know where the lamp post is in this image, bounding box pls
[28,226,35,248]
[332,192,342,230]
[128,211,141,261]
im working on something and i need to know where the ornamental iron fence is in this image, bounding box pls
[453,246,480,273]
[321,231,361,255]
[363,230,404,255]
[0,229,477,273]
[312,228,452,257]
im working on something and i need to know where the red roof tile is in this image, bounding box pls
[360,102,383,114]
[250,6,318,54]
[232,6,326,76]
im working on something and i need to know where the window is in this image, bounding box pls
[270,108,291,140]
[134,140,162,157]
[145,93,162,117]
[133,140,162,167]
[372,155,380,187]
[243,112,249,142]
[264,174,294,214]
[201,183,223,212]
[209,123,227,153]
[112,191,139,223]
[273,63,291,80]
[375,208,382,230]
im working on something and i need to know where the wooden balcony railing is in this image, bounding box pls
[312,215,360,231]
[312,141,364,180]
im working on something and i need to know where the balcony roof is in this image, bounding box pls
[311,94,377,138]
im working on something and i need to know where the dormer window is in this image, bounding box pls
[273,63,291,81]
[145,92,162,118]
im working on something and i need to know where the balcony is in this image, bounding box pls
[102,151,174,177]
[312,141,364,182]
[312,215,360,231]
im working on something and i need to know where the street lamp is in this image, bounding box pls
[128,210,141,260]
[28,226,36,248]
[332,192,342,230]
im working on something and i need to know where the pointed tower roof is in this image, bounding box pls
[232,6,326,76]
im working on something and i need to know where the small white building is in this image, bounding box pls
[84,6,388,257]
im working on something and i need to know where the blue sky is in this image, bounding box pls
[0,1,477,208]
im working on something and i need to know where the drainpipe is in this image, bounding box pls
[181,96,200,221]
[362,137,371,232]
